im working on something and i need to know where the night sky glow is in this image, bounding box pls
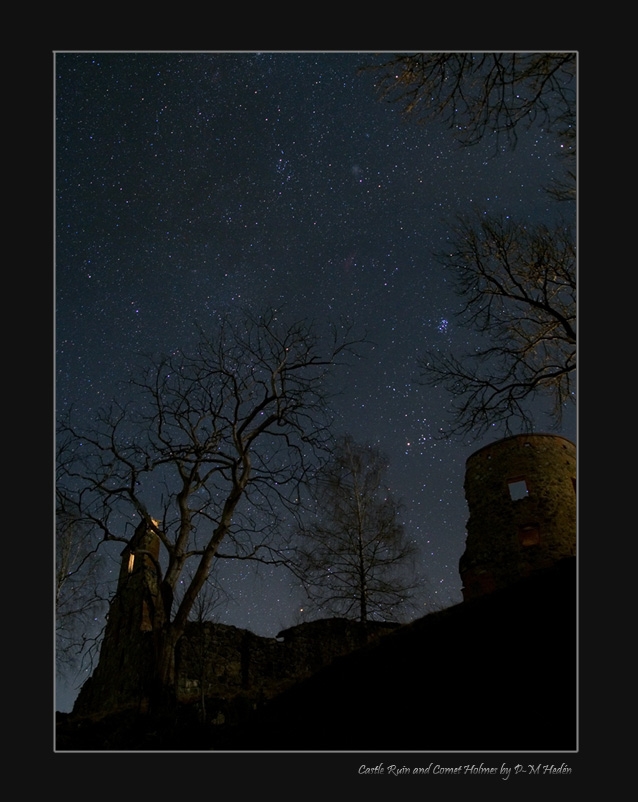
[55,51,576,712]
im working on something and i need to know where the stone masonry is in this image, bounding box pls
[460,433,576,600]
[175,618,399,720]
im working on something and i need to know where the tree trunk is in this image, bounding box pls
[147,624,181,717]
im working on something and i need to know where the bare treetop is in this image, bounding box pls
[365,52,576,150]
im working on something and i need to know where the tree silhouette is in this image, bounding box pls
[293,435,418,623]
[177,572,229,722]
[420,214,576,438]
[56,509,106,672]
[56,308,364,711]
[365,52,575,157]
[364,52,576,437]
[55,451,110,681]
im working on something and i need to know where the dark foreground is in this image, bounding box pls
[56,557,576,752]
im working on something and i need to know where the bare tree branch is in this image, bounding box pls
[55,495,111,678]
[363,52,576,149]
[420,215,576,438]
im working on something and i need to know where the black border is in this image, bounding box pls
[40,31,614,795]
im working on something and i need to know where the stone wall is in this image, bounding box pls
[74,615,397,721]
[71,515,401,721]
[460,433,576,600]
[175,618,399,714]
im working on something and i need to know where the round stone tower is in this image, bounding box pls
[460,433,576,601]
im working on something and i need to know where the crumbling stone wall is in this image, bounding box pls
[175,618,399,709]
[72,516,400,721]
[460,433,576,600]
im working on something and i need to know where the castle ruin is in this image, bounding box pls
[72,518,398,719]
[460,433,576,601]
[72,432,577,720]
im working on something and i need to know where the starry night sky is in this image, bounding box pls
[55,51,576,711]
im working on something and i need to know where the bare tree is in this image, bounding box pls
[420,215,576,438]
[293,435,419,624]
[361,53,576,437]
[56,309,363,711]
[177,572,229,722]
[364,52,575,202]
[55,478,110,680]
[364,52,576,155]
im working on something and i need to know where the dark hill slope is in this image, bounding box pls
[220,557,577,752]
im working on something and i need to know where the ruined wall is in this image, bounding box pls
[175,618,399,713]
[460,433,576,601]
[75,608,398,720]
[72,516,400,720]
